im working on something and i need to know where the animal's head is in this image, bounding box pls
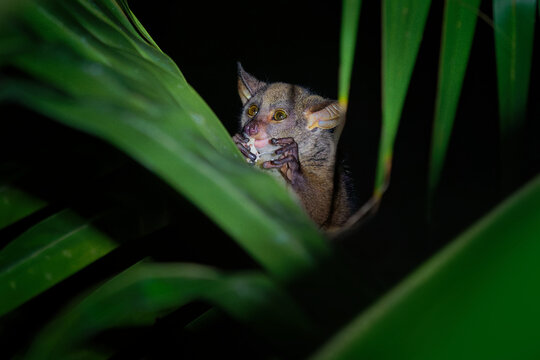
[237,63,344,150]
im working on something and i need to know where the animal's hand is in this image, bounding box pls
[233,133,257,162]
[262,137,301,184]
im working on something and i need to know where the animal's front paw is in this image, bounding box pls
[262,137,301,183]
[233,133,257,163]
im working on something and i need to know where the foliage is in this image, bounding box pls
[0,0,538,358]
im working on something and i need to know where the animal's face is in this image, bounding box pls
[239,83,310,143]
[236,63,344,150]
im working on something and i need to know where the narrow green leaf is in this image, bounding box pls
[0,0,328,281]
[117,0,162,51]
[376,0,432,195]
[312,175,540,359]
[0,184,46,230]
[339,0,362,107]
[24,263,317,359]
[428,0,481,197]
[493,0,536,186]
[0,210,117,316]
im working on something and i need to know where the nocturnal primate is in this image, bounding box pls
[233,63,355,230]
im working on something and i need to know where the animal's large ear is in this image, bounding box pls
[237,62,266,105]
[304,100,344,130]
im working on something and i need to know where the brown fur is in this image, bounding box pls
[235,64,353,230]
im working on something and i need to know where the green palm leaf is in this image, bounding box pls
[339,0,362,108]
[376,0,432,196]
[0,0,328,282]
[0,210,117,316]
[493,0,536,188]
[0,184,46,229]
[312,175,540,359]
[428,0,481,198]
[24,262,317,359]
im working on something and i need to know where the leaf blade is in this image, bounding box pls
[0,210,117,316]
[312,175,540,359]
[339,0,362,106]
[376,0,432,195]
[0,184,46,230]
[428,0,481,197]
[24,263,317,359]
[1,0,328,281]
[493,0,536,187]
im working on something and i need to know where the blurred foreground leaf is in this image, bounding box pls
[0,184,46,229]
[313,175,540,359]
[0,210,116,316]
[0,0,327,281]
[24,263,317,359]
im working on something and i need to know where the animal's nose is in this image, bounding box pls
[243,121,260,136]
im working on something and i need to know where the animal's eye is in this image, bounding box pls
[273,109,287,121]
[247,104,259,117]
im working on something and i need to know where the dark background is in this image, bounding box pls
[2,1,539,358]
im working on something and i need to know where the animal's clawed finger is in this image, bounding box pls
[233,133,257,161]
[262,155,296,169]
[275,143,297,156]
[270,137,295,146]
[233,133,249,144]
